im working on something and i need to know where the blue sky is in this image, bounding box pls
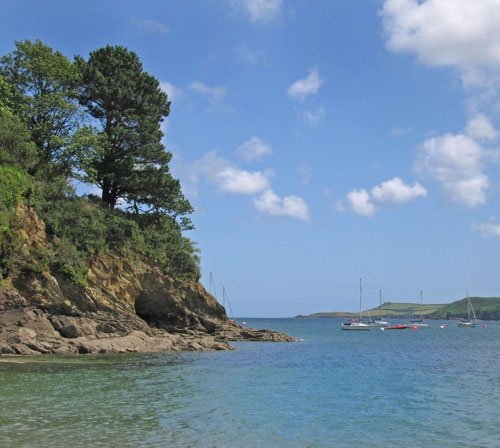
[2,0,500,316]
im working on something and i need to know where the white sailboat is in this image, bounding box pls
[341,279,373,331]
[373,290,390,327]
[412,291,429,328]
[458,293,478,327]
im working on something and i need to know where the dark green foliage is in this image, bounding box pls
[0,40,81,173]
[75,45,193,228]
[134,213,200,280]
[0,73,15,111]
[0,109,38,170]
[0,40,200,283]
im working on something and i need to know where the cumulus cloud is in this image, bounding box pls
[381,0,500,69]
[128,18,169,34]
[236,136,273,163]
[415,117,495,208]
[346,178,427,217]
[371,177,427,204]
[254,189,310,220]
[472,221,500,238]
[231,0,283,24]
[287,69,324,101]
[194,152,269,195]
[188,150,309,220]
[347,189,376,217]
[465,114,498,142]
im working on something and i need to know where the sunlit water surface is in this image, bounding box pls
[1,318,499,447]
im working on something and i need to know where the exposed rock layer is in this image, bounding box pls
[0,207,294,355]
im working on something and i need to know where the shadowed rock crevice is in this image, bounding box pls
[0,207,294,355]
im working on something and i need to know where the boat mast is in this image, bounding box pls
[420,290,423,321]
[222,287,234,318]
[467,290,471,321]
[359,278,362,321]
[379,289,382,320]
[209,272,218,300]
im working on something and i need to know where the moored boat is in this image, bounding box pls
[341,279,373,331]
[411,291,429,327]
[385,323,409,330]
[373,289,390,327]
[341,320,373,331]
[458,293,478,328]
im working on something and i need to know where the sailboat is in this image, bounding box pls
[373,290,390,327]
[341,279,373,331]
[412,291,429,328]
[458,293,478,327]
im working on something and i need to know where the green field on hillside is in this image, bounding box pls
[300,297,500,320]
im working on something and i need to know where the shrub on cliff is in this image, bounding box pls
[0,40,201,284]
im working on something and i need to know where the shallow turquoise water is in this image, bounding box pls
[1,318,499,447]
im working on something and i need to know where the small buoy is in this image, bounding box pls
[380,327,385,331]
[242,321,247,326]
[412,325,418,330]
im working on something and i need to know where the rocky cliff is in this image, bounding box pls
[0,206,293,355]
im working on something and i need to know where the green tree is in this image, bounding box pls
[0,40,81,172]
[0,73,15,111]
[0,109,38,170]
[76,45,193,226]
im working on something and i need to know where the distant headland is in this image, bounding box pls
[297,297,500,320]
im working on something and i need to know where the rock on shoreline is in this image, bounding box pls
[0,288,294,356]
[0,206,294,356]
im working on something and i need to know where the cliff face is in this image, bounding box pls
[0,206,293,355]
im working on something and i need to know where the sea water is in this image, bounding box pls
[0,318,499,447]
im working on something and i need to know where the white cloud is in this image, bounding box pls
[128,18,169,34]
[236,136,273,163]
[188,150,309,221]
[465,114,498,142]
[382,1,500,210]
[288,69,324,101]
[347,189,376,217]
[472,220,500,238]
[189,81,226,102]
[159,81,181,102]
[346,178,427,217]
[254,189,310,220]
[371,177,427,204]
[382,0,500,69]
[216,167,270,195]
[194,152,269,195]
[231,0,283,24]
[303,107,325,126]
[416,131,489,208]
